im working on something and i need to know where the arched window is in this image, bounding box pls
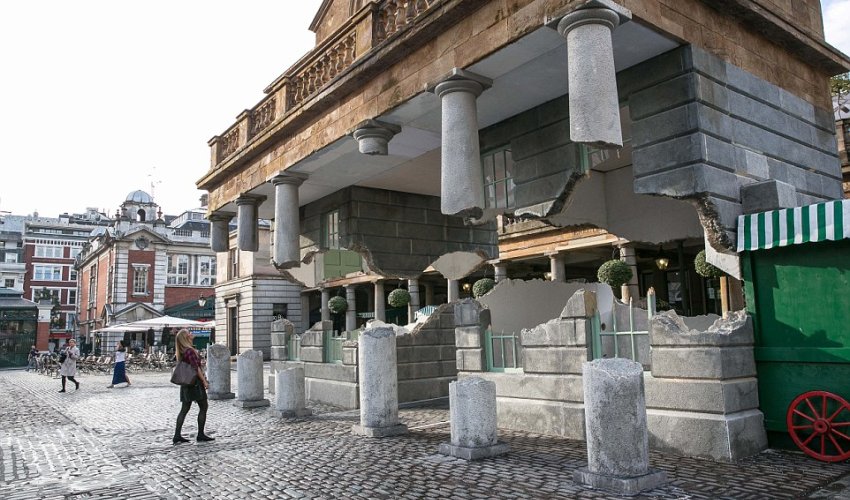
[137,209,146,222]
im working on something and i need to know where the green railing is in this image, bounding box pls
[287,334,301,361]
[591,293,656,362]
[484,329,522,373]
[324,331,344,364]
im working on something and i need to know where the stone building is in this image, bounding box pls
[76,191,217,353]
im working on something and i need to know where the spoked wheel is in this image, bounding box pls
[786,390,850,462]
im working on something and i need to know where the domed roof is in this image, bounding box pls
[126,190,154,204]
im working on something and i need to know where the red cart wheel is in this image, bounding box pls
[787,391,850,462]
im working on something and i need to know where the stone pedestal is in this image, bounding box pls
[236,195,262,252]
[352,327,408,437]
[273,367,312,418]
[234,350,270,408]
[430,69,492,217]
[574,358,666,496]
[439,377,509,460]
[270,173,305,268]
[207,344,235,400]
[556,2,631,147]
[208,212,234,253]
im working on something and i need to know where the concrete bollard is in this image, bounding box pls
[439,377,509,460]
[206,344,235,400]
[351,327,408,437]
[573,358,666,496]
[273,367,312,418]
[234,350,270,408]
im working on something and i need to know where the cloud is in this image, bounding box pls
[823,0,850,57]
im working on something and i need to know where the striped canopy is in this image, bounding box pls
[737,199,850,252]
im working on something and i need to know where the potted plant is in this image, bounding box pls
[328,296,348,314]
[472,278,495,298]
[694,250,723,278]
[597,259,633,289]
[388,288,411,308]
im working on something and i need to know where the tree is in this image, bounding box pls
[831,73,850,97]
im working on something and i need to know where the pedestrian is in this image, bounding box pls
[107,340,131,388]
[58,338,80,393]
[27,345,39,371]
[172,329,214,444]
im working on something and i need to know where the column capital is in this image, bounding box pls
[235,194,266,206]
[352,119,402,156]
[269,172,308,186]
[428,68,493,98]
[207,211,235,222]
[550,0,631,36]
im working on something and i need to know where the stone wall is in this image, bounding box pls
[300,186,497,278]
[397,303,458,402]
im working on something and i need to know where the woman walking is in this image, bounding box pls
[173,329,214,444]
[108,340,131,388]
[59,338,80,393]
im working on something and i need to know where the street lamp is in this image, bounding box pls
[198,295,207,307]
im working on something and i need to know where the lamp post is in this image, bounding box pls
[198,296,207,308]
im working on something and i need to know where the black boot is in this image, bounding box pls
[196,433,215,442]
[173,435,189,445]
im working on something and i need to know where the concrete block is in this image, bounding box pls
[454,299,482,327]
[300,330,324,347]
[618,46,689,98]
[439,345,457,360]
[455,326,482,348]
[456,348,485,372]
[560,289,596,319]
[521,319,589,347]
[647,408,768,462]
[522,347,590,374]
[741,179,797,214]
[572,468,667,497]
[299,346,324,363]
[270,346,287,361]
[650,346,756,380]
[305,378,359,409]
[398,361,443,380]
[649,310,753,347]
[471,371,584,402]
[644,373,760,414]
[304,362,357,383]
[342,346,357,366]
[398,376,453,402]
[632,103,699,147]
[409,329,441,345]
[270,332,288,347]
[494,397,585,439]
[629,73,696,121]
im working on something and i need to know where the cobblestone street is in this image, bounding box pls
[1,369,849,499]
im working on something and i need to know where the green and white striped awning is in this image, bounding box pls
[737,199,850,252]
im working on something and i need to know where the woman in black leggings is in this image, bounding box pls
[172,329,214,444]
[59,339,80,392]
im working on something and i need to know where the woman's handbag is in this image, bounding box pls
[170,360,198,386]
[58,351,67,363]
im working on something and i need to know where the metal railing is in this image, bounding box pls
[484,329,522,373]
[288,334,302,361]
[324,331,344,363]
[591,291,656,363]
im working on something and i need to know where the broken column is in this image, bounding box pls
[574,358,666,496]
[430,69,492,217]
[352,119,401,155]
[206,343,235,400]
[236,195,263,252]
[439,377,509,460]
[407,278,420,321]
[208,211,234,252]
[351,326,408,437]
[234,350,270,408]
[374,280,386,322]
[447,279,459,302]
[548,253,566,282]
[345,285,356,332]
[270,173,306,268]
[555,1,631,147]
[273,366,312,418]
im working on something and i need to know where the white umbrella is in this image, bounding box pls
[124,316,209,328]
[93,324,150,333]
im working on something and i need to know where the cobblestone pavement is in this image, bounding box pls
[1,369,849,499]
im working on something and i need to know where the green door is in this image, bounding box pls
[743,240,850,449]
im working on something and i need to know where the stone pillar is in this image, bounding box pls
[36,300,52,351]
[352,119,401,155]
[374,280,386,322]
[270,173,306,268]
[407,278,420,321]
[548,253,566,282]
[439,377,509,460]
[556,4,631,147]
[424,283,434,306]
[345,285,356,332]
[430,69,492,217]
[321,288,331,322]
[207,344,235,400]
[236,195,263,252]
[493,263,507,283]
[351,327,408,437]
[619,245,639,302]
[234,350,270,408]
[447,279,460,302]
[208,212,234,253]
[574,358,666,496]
[273,367,312,418]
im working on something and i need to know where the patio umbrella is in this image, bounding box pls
[124,316,209,328]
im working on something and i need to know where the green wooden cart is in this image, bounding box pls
[739,198,850,462]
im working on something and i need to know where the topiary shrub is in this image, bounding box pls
[472,278,495,298]
[388,288,411,308]
[694,250,723,278]
[328,296,348,314]
[597,259,633,288]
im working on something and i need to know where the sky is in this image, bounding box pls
[0,0,848,219]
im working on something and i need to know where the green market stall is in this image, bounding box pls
[738,199,850,461]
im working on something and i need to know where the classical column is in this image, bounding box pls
[430,69,493,217]
[555,3,631,147]
[207,344,235,400]
[549,253,566,283]
[619,244,639,302]
[234,350,270,408]
[273,367,312,418]
[236,195,263,252]
[351,327,408,437]
[321,288,331,322]
[374,280,386,322]
[493,263,508,283]
[208,211,235,253]
[407,278,421,321]
[352,119,401,155]
[447,279,460,302]
[270,173,306,269]
[345,285,356,332]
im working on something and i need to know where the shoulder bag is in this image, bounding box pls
[170,360,198,386]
